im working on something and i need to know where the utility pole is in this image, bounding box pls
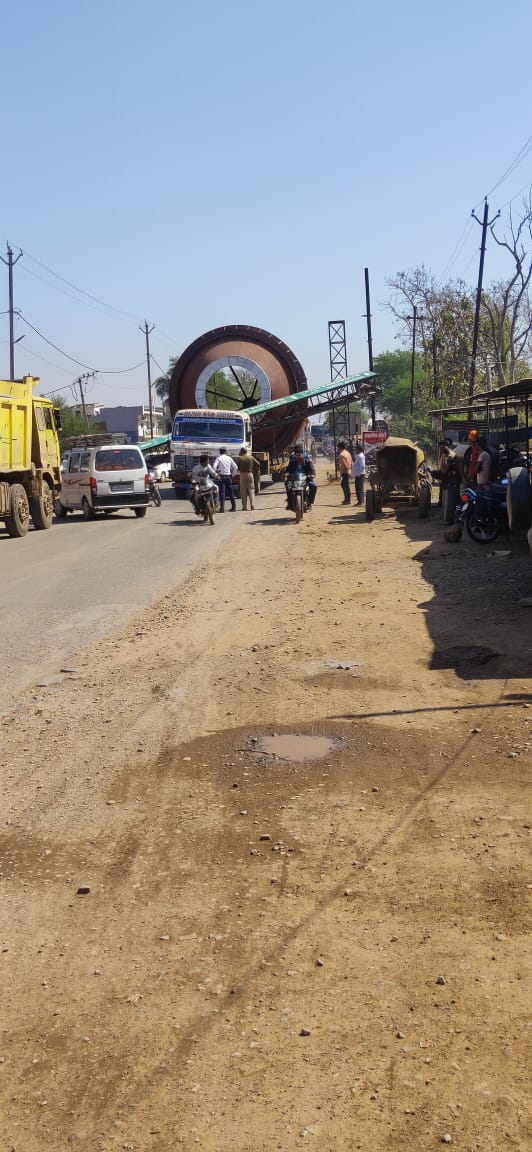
[363,268,376,429]
[410,306,418,415]
[404,307,424,414]
[0,243,23,379]
[140,320,155,438]
[469,199,500,402]
[73,371,96,432]
[78,375,90,432]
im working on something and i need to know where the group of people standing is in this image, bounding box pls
[433,429,493,500]
[190,446,261,512]
[337,441,366,507]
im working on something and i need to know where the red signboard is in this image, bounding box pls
[363,431,388,447]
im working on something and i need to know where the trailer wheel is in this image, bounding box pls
[365,489,375,522]
[418,484,431,519]
[30,481,54,530]
[5,483,30,538]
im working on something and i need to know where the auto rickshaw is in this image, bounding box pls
[365,436,431,521]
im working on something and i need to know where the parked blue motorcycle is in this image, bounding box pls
[457,481,508,544]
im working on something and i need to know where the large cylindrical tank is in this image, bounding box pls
[169,325,307,455]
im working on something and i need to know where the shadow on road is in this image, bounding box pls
[389,505,532,681]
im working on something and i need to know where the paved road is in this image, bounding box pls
[0,486,244,704]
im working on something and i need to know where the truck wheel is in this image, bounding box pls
[30,481,54,530]
[82,497,95,521]
[134,507,147,518]
[5,483,30,537]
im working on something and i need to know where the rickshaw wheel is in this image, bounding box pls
[365,489,376,522]
[418,484,431,519]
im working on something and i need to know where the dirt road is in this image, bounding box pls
[1,472,530,1152]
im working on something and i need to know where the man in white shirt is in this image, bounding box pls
[352,443,366,506]
[213,447,238,512]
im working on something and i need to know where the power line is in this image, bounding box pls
[17,247,143,324]
[18,262,142,326]
[438,218,475,283]
[150,353,167,375]
[499,179,532,212]
[487,133,532,198]
[17,312,145,374]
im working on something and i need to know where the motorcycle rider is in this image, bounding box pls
[285,444,317,510]
[189,454,219,514]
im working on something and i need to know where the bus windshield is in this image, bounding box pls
[173,416,246,442]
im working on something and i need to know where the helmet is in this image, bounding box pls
[467,430,478,442]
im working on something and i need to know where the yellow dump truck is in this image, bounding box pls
[0,376,62,538]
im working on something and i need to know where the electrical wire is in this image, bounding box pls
[438,218,476,283]
[150,353,168,376]
[17,312,145,375]
[18,247,143,324]
[499,179,532,212]
[18,262,142,326]
[14,343,75,376]
[487,133,532,198]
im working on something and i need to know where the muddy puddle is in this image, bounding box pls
[255,733,340,762]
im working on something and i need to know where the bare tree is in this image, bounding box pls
[483,196,532,386]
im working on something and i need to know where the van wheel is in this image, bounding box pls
[134,507,147,518]
[54,500,68,518]
[82,497,95,521]
[30,481,54,530]
[5,483,30,537]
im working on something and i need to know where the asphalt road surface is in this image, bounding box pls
[0,486,244,706]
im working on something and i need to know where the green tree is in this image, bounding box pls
[51,394,100,448]
[373,350,421,420]
[152,356,177,405]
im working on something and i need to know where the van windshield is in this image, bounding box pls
[95,449,144,472]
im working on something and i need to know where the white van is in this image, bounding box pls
[56,444,150,520]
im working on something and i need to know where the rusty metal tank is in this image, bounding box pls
[168,325,307,454]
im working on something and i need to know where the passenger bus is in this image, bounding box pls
[170,409,252,495]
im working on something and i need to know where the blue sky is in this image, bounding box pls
[2,0,531,407]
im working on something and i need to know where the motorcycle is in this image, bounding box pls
[148,470,162,507]
[457,480,509,544]
[287,473,310,523]
[189,477,219,525]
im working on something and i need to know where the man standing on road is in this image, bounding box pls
[352,443,366,506]
[475,436,492,486]
[214,447,238,512]
[237,447,261,510]
[338,441,353,505]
